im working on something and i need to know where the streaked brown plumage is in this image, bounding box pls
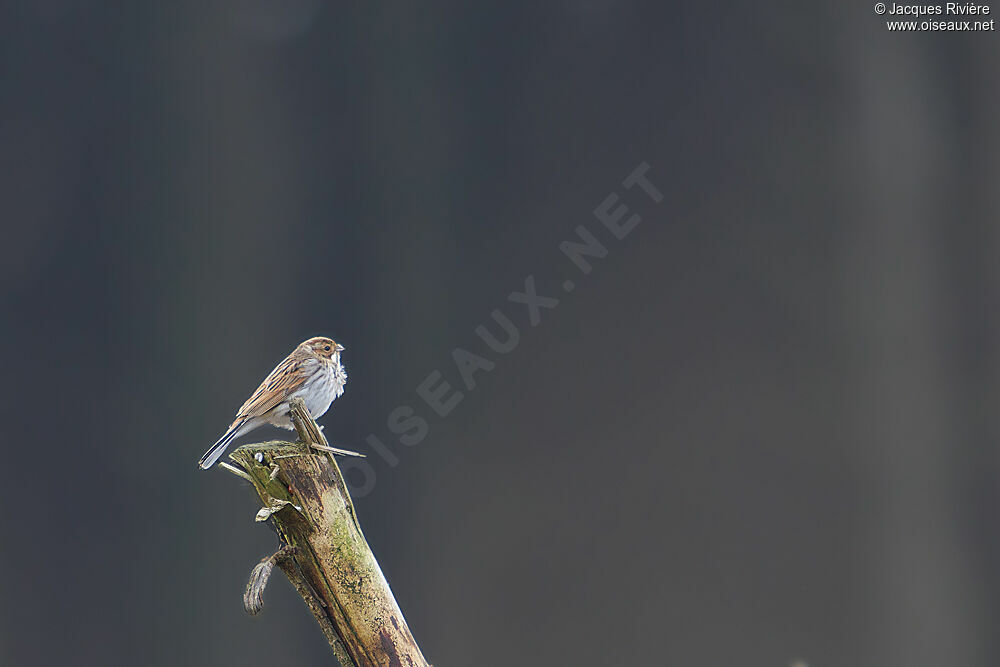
[199,337,348,469]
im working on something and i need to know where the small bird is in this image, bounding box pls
[199,336,350,469]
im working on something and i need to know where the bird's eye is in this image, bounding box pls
[324,345,331,351]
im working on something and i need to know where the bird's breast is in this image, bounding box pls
[299,361,346,419]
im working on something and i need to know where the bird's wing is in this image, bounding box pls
[232,351,306,423]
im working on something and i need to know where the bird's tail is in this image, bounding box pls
[199,421,246,469]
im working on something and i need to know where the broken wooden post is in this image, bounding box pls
[224,397,429,667]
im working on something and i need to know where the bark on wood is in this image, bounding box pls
[227,398,429,667]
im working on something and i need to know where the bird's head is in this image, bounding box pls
[301,336,345,361]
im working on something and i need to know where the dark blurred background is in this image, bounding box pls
[3,1,999,666]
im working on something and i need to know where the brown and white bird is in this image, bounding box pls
[199,336,350,469]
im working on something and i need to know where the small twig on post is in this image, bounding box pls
[218,461,253,482]
[310,442,366,457]
[226,398,429,667]
[289,401,325,447]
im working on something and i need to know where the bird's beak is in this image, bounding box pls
[336,343,345,352]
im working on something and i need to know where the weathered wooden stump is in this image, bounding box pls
[224,398,429,667]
